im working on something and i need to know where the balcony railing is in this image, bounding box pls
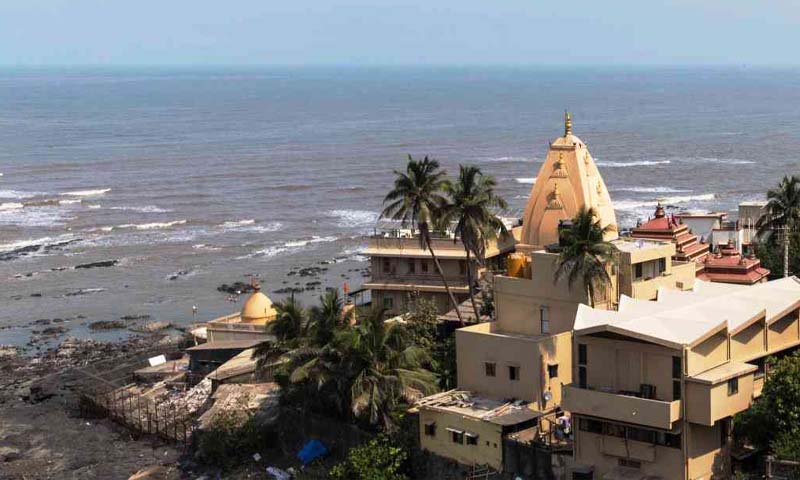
[562,385,681,430]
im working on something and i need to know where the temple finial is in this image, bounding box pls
[564,110,572,136]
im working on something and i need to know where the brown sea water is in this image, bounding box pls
[2,66,799,346]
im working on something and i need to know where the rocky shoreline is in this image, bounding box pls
[0,334,185,479]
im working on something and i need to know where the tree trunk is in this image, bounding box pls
[427,243,464,325]
[465,249,481,323]
[784,226,790,278]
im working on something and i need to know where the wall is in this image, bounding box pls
[577,334,679,402]
[573,427,684,480]
[456,324,572,408]
[418,407,504,471]
[767,311,800,352]
[687,331,729,377]
[685,373,753,426]
[687,422,726,480]
[730,320,766,361]
[494,250,606,337]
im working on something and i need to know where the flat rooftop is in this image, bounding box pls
[415,390,541,426]
[611,237,672,253]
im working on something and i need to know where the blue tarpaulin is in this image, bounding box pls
[297,439,328,465]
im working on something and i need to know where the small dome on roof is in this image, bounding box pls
[241,288,277,324]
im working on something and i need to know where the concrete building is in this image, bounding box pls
[415,114,691,475]
[364,222,518,316]
[563,277,800,480]
[206,286,278,343]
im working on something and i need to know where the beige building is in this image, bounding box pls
[364,224,518,316]
[416,115,693,475]
[206,286,277,343]
[563,277,800,480]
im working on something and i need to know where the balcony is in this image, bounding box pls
[562,385,681,430]
[367,231,516,259]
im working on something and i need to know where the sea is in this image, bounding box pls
[1,66,799,347]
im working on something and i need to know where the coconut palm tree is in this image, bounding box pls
[269,295,309,341]
[441,165,508,322]
[309,289,347,346]
[757,175,800,278]
[334,308,438,429]
[554,207,617,307]
[381,155,463,323]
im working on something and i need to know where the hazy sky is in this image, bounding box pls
[1,0,799,66]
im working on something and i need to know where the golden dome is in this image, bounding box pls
[240,290,277,324]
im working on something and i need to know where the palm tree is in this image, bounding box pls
[441,165,508,322]
[334,308,438,429]
[269,295,308,341]
[309,289,347,346]
[381,155,463,323]
[554,207,617,307]
[757,175,800,278]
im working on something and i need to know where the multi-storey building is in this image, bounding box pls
[415,115,690,475]
[563,277,800,480]
[364,221,519,316]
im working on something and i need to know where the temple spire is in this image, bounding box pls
[564,110,572,136]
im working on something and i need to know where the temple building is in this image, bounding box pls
[205,284,278,343]
[631,204,770,285]
[564,277,800,480]
[519,112,618,251]
[698,239,770,285]
[631,203,710,269]
[415,114,693,476]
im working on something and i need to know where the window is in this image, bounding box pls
[459,260,467,275]
[548,364,559,379]
[672,356,682,401]
[672,356,682,378]
[383,297,394,309]
[448,429,464,444]
[627,427,656,444]
[578,418,603,434]
[604,423,626,438]
[754,358,766,379]
[728,377,739,396]
[382,259,391,273]
[618,459,642,469]
[579,366,587,388]
[635,262,643,279]
[408,260,415,274]
[578,344,587,365]
[659,257,666,274]
[424,422,436,436]
[465,433,478,445]
[508,365,520,381]
[485,362,496,377]
[421,261,429,274]
[540,306,550,334]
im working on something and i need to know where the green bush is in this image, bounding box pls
[329,435,409,480]
[196,396,269,470]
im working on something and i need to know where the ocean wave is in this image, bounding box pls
[0,234,79,261]
[59,199,82,205]
[614,193,716,211]
[515,178,536,184]
[60,188,111,197]
[241,235,339,259]
[0,206,73,227]
[596,160,671,167]
[109,205,171,213]
[219,219,283,233]
[329,209,378,228]
[0,189,47,199]
[93,219,188,231]
[87,204,102,209]
[0,202,23,211]
[611,186,691,193]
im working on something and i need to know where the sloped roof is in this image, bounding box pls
[575,277,800,348]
